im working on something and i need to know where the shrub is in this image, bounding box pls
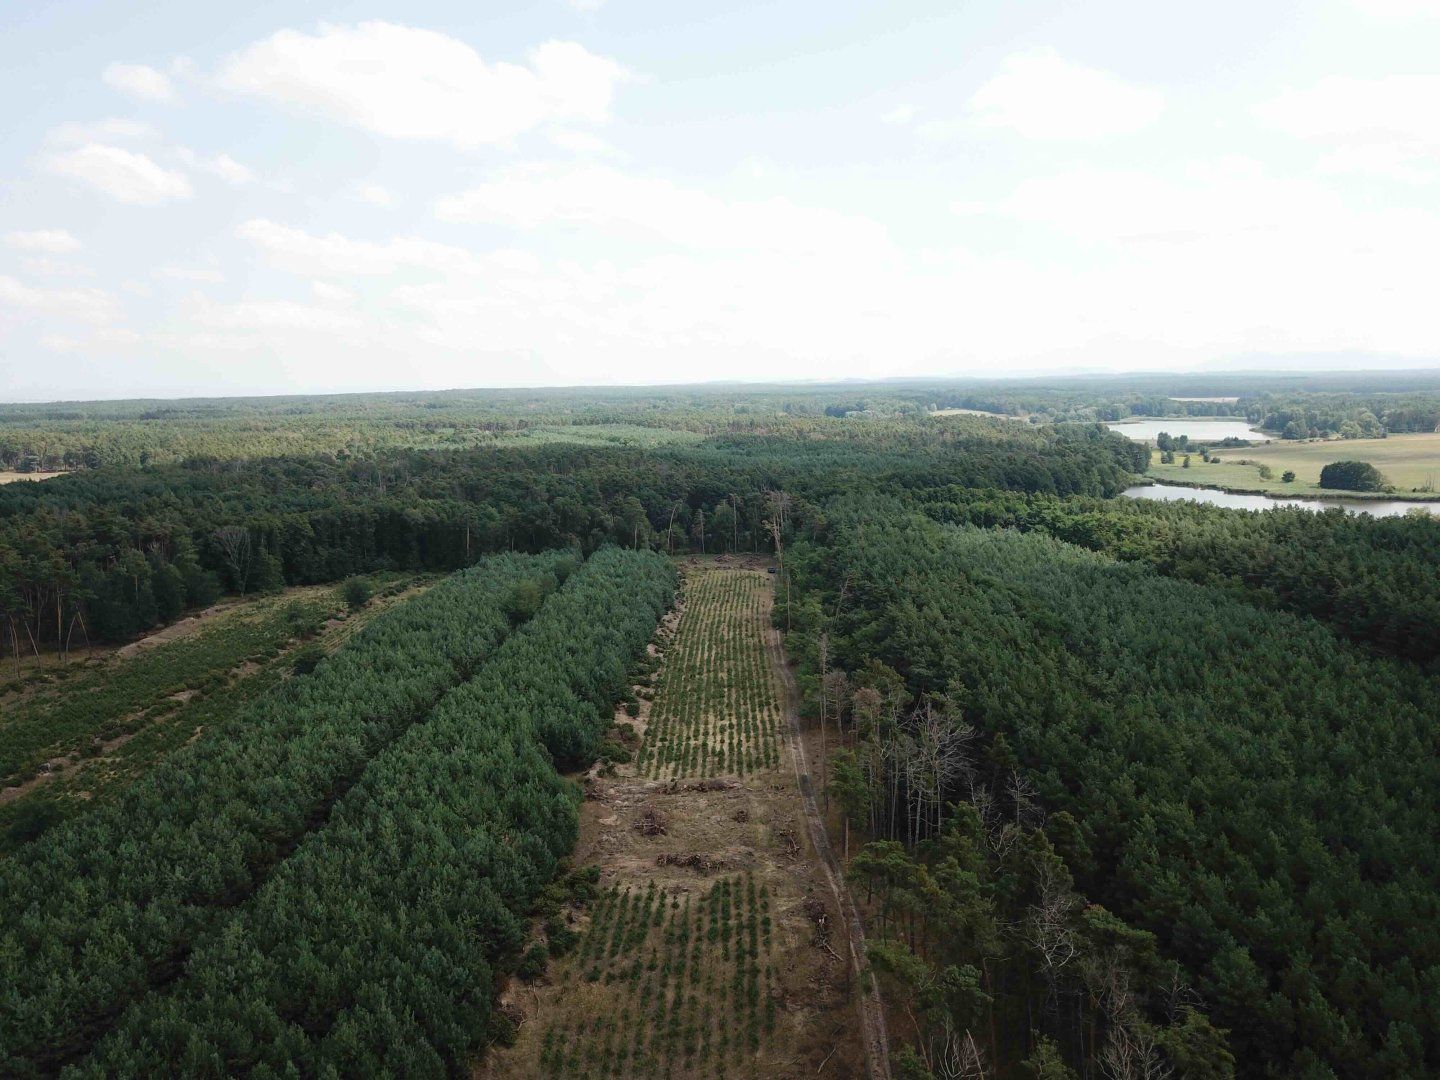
[1319,460,1387,491]
[341,578,372,610]
[518,944,549,983]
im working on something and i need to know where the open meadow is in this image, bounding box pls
[1145,430,1440,496]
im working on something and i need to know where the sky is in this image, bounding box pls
[2,0,1439,401]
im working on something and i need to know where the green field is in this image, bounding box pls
[1146,431,1440,496]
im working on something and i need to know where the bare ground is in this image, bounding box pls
[478,562,869,1080]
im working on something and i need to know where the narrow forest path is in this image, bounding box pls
[766,622,894,1080]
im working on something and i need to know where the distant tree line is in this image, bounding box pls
[0,425,1142,660]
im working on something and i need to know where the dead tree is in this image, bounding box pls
[764,489,792,631]
[213,526,253,595]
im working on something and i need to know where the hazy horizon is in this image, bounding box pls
[5,1,1440,399]
[8,363,1440,409]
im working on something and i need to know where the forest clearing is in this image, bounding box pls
[482,560,871,1080]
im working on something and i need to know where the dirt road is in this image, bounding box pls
[766,624,893,1080]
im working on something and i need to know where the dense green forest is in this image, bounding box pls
[914,488,1440,664]
[72,546,674,1078]
[780,505,1440,1078]
[5,371,1438,472]
[4,376,1440,1077]
[0,419,1141,658]
[0,551,577,1075]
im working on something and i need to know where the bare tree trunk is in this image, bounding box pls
[818,633,829,817]
[22,616,40,661]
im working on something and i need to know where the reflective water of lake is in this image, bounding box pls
[1122,484,1439,518]
[1105,419,1270,442]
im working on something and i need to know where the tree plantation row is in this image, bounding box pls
[779,503,1440,1079]
[0,550,597,1074]
[71,546,675,1077]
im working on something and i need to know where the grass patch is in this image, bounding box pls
[1145,432,1440,497]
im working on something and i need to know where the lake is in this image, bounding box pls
[1105,419,1270,442]
[1122,483,1439,518]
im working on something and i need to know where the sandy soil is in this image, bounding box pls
[0,471,68,484]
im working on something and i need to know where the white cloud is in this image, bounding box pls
[356,183,395,207]
[189,295,364,334]
[39,328,140,353]
[236,217,534,277]
[434,163,894,260]
[1254,75,1440,182]
[311,280,355,303]
[1351,0,1440,17]
[46,118,155,146]
[21,258,93,278]
[156,264,226,283]
[45,144,193,205]
[0,276,121,324]
[547,128,622,157]
[1317,144,1435,184]
[6,229,82,253]
[176,148,255,185]
[966,48,1164,140]
[564,0,606,11]
[882,104,917,125]
[947,158,1440,359]
[102,63,176,103]
[1255,75,1440,144]
[216,22,629,148]
[963,158,1337,241]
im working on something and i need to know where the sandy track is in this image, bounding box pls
[767,622,893,1080]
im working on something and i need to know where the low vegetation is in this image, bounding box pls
[1146,431,1440,496]
[637,568,781,779]
[541,875,777,1078]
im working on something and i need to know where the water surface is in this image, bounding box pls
[1105,419,1269,442]
[1122,483,1438,518]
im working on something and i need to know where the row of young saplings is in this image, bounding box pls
[636,571,781,780]
[540,874,778,1079]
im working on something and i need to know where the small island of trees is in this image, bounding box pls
[1318,459,1388,491]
